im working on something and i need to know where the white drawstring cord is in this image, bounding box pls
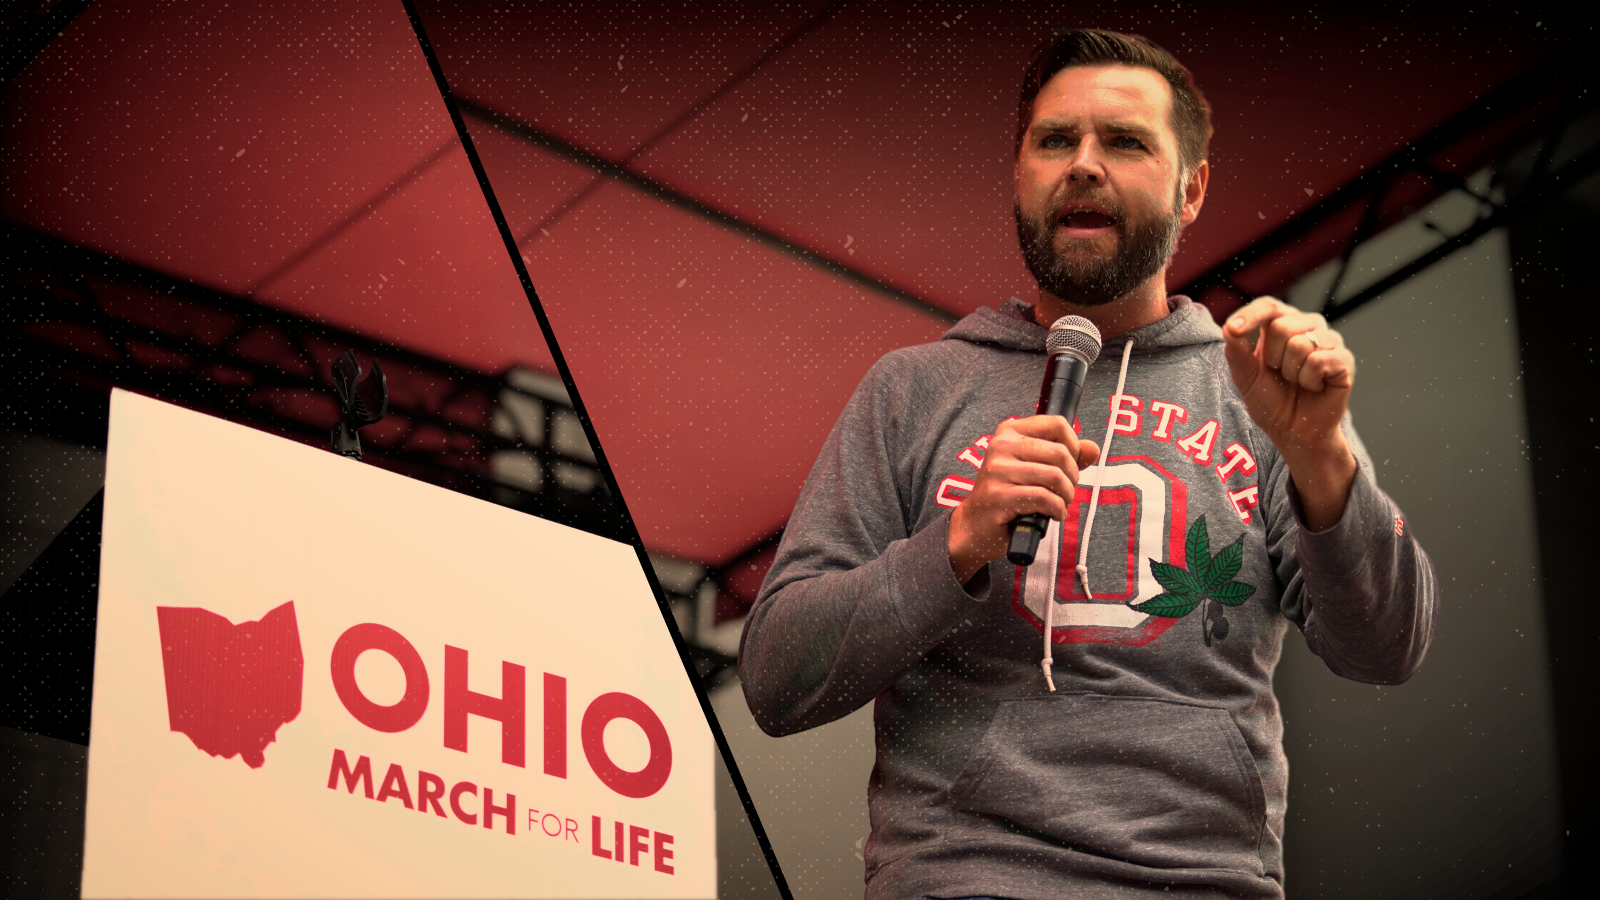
[1077,338,1135,600]
[1040,512,1059,689]
[1042,337,1135,691]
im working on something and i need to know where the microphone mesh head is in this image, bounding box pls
[1046,315,1103,365]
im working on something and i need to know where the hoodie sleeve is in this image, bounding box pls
[1267,416,1439,684]
[737,354,990,737]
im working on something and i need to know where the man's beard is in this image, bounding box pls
[1014,185,1184,308]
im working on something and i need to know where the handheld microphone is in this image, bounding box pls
[1006,316,1103,566]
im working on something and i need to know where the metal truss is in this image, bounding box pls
[646,531,784,689]
[1179,50,1600,323]
[0,221,627,543]
[459,98,953,326]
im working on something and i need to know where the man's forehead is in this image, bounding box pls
[1030,64,1173,130]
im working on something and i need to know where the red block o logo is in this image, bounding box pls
[331,623,429,733]
[581,692,672,799]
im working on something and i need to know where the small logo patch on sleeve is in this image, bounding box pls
[1394,515,1405,536]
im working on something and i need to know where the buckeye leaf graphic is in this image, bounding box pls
[1131,586,1204,618]
[1210,580,1256,607]
[1151,559,1201,595]
[1185,515,1212,586]
[1206,534,1245,590]
[1133,516,1256,619]
[1138,560,1203,618]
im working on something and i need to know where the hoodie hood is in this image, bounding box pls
[941,295,1224,355]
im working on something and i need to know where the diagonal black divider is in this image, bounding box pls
[398,4,794,899]
[0,489,103,745]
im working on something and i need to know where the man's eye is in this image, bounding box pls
[1042,134,1069,150]
[1113,136,1146,150]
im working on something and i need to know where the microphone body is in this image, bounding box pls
[1034,350,1091,420]
[1006,318,1102,566]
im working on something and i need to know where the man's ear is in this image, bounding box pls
[1180,159,1209,228]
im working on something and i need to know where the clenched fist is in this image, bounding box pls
[1223,296,1358,530]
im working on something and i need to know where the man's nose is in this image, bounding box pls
[1068,138,1106,183]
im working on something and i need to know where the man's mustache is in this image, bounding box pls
[1045,188,1125,225]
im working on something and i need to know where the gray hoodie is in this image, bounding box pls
[739,296,1437,899]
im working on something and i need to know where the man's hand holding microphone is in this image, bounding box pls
[948,316,1102,586]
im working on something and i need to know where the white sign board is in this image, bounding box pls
[82,390,715,898]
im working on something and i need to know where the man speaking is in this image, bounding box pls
[738,29,1437,899]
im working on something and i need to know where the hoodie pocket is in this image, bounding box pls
[947,693,1266,876]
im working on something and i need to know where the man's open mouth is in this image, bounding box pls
[1060,209,1116,229]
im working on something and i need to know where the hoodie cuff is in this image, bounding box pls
[885,511,992,641]
[1287,465,1391,580]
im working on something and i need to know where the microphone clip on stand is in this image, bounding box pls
[330,350,388,460]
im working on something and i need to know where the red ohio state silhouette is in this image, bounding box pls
[156,601,304,768]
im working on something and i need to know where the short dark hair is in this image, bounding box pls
[1015,29,1212,176]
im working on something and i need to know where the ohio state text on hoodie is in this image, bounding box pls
[739,296,1438,899]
